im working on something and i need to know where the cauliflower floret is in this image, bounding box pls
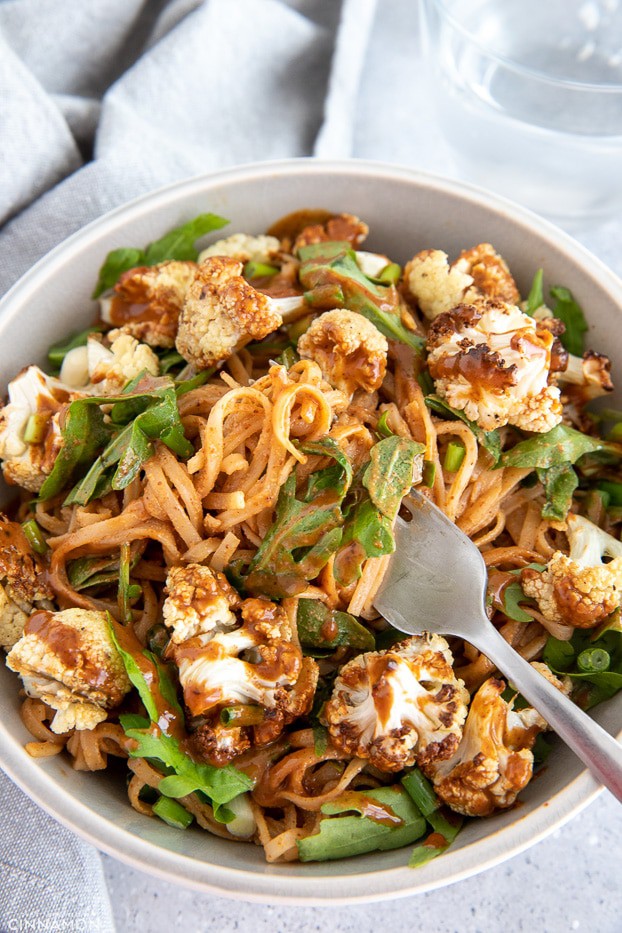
[174,597,318,765]
[405,244,519,321]
[452,243,520,306]
[297,309,388,395]
[163,563,239,644]
[100,260,197,348]
[0,366,72,492]
[522,513,622,629]
[198,233,280,264]
[0,515,53,650]
[6,609,131,733]
[294,213,369,252]
[0,586,29,651]
[429,678,541,816]
[87,334,159,393]
[322,635,469,773]
[404,249,476,320]
[175,256,303,369]
[557,350,613,403]
[426,299,563,432]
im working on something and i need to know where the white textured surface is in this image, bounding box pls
[102,791,621,931]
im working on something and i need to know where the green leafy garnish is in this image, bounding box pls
[502,580,535,623]
[537,462,578,521]
[41,376,194,506]
[498,424,603,470]
[425,394,501,463]
[550,285,588,356]
[401,769,463,867]
[334,437,423,586]
[38,403,114,500]
[109,621,253,819]
[92,213,229,298]
[298,242,424,353]
[296,598,375,652]
[242,440,352,597]
[524,268,544,316]
[297,787,426,862]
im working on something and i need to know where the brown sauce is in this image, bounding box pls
[424,831,448,848]
[110,618,185,739]
[266,209,333,242]
[333,792,404,827]
[320,615,339,642]
[107,296,154,326]
[367,655,398,724]
[26,610,111,690]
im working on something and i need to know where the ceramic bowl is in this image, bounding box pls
[0,160,620,904]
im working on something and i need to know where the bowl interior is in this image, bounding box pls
[0,160,619,903]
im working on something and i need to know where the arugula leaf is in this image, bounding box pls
[92,247,146,299]
[92,213,228,298]
[55,379,193,506]
[298,242,425,353]
[68,554,123,592]
[524,268,544,316]
[537,461,578,520]
[498,423,603,470]
[297,598,375,651]
[297,787,426,862]
[144,213,228,265]
[363,436,424,520]
[301,437,353,500]
[425,395,501,463]
[550,285,588,356]
[502,580,535,623]
[243,471,344,598]
[38,403,113,500]
[332,438,422,587]
[110,620,253,818]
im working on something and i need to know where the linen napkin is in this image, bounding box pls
[0,0,376,928]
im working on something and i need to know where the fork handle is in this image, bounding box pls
[475,624,622,803]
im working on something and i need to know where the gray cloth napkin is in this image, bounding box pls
[0,0,377,929]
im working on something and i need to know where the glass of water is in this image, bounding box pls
[420,0,622,228]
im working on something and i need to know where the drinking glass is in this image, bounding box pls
[420,0,622,227]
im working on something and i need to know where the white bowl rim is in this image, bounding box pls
[0,157,619,905]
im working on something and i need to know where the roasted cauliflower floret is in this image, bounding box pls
[426,299,563,432]
[100,260,197,348]
[198,233,280,264]
[6,609,131,733]
[452,243,520,306]
[0,515,53,650]
[0,366,71,492]
[429,678,542,817]
[297,309,388,395]
[294,213,369,252]
[556,349,613,403]
[87,334,159,393]
[322,635,469,773]
[404,249,476,320]
[173,597,318,765]
[175,256,303,369]
[521,513,622,629]
[163,563,239,645]
[405,244,519,321]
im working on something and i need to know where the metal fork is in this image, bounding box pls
[373,489,622,802]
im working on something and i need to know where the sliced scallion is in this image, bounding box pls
[443,441,465,473]
[21,518,48,555]
[152,796,194,829]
